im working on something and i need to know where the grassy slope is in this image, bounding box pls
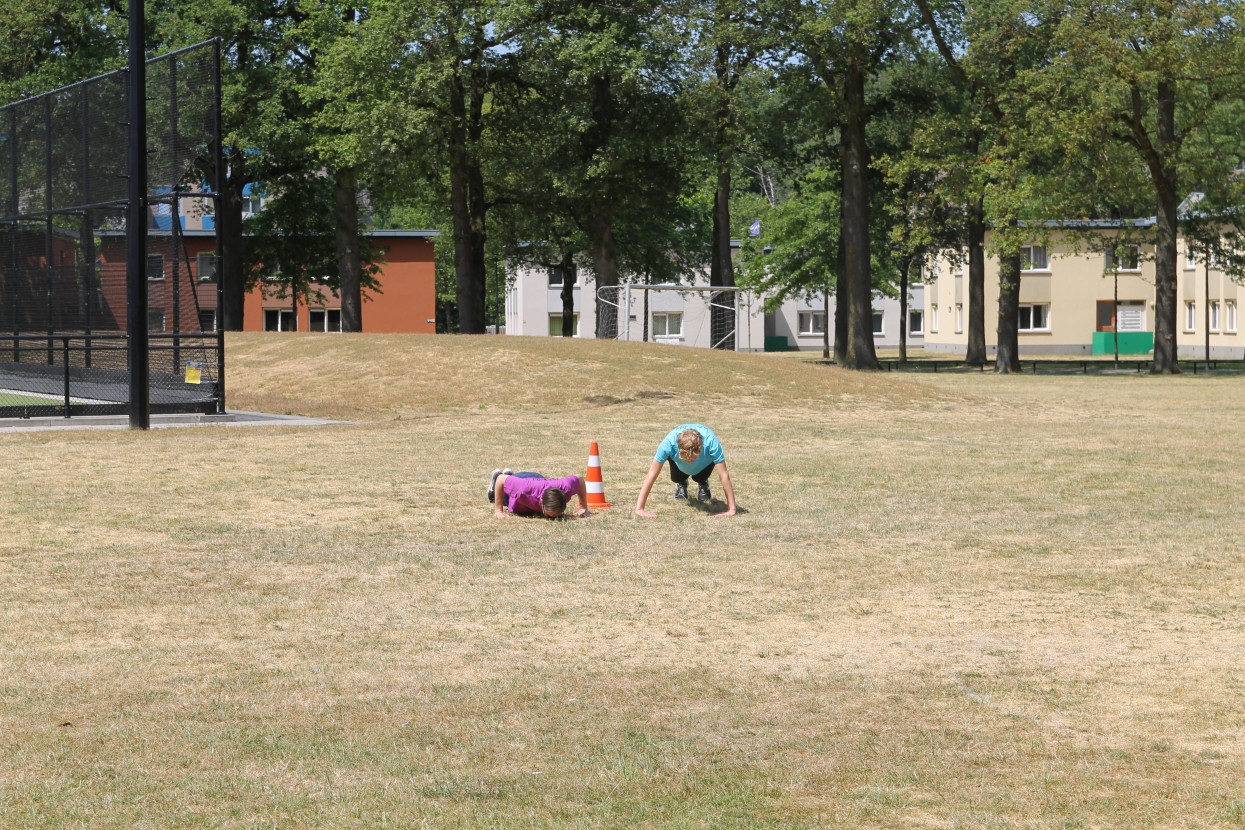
[2,334,1244,829]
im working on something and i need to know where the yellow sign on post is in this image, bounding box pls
[184,361,202,384]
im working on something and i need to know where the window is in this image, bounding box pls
[263,308,297,332]
[196,253,216,282]
[1210,301,1221,333]
[198,309,216,332]
[797,310,825,335]
[1018,303,1050,332]
[1228,300,1238,333]
[872,311,884,336]
[148,309,165,332]
[652,312,682,337]
[1107,244,1140,271]
[1185,301,1197,332]
[908,309,924,335]
[548,265,577,287]
[1186,245,1197,270]
[955,303,963,333]
[548,313,579,337]
[308,308,342,332]
[1020,244,1048,272]
[955,254,965,277]
[241,186,265,217]
[146,254,164,281]
[931,305,939,333]
[1116,301,1145,332]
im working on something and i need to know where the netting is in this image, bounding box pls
[0,41,221,418]
[595,285,740,350]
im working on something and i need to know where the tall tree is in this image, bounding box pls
[774,0,916,369]
[1032,0,1245,373]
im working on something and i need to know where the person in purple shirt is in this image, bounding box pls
[487,468,589,518]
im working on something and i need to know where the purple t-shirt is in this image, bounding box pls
[505,475,580,515]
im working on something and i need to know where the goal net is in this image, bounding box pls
[595,284,740,350]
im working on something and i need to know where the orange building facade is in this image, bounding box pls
[97,229,437,333]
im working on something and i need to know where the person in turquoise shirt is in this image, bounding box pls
[635,424,736,517]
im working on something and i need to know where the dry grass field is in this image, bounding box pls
[2,332,1244,829]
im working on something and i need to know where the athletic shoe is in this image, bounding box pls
[488,469,503,502]
[503,468,513,476]
[697,482,712,501]
[674,482,688,500]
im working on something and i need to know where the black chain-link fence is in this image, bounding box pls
[0,40,222,418]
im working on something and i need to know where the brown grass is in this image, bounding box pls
[1,334,1244,828]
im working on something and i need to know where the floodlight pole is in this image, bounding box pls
[126,0,150,429]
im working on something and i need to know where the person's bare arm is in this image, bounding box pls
[493,474,509,518]
[635,459,663,517]
[712,460,736,517]
[575,476,589,517]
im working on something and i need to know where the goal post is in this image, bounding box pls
[595,284,757,351]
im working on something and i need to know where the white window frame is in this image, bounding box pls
[548,266,577,288]
[1227,300,1238,333]
[908,309,924,336]
[241,193,265,217]
[652,312,682,338]
[1108,244,1141,272]
[872,310,884,336]
[797,310,826,336]
[196,252,216,282]
[146,253,164,282]
[955,303,963,334]
[1185,301,1197,332]
[263,308,297,332]
[1185,245,1197,270]
[308,308,342,332]
[1018,303,1051,332]
[930,305,939,333]
[549,313,579,337]
[1020,244,1049,273]
[1210,300,1221,333]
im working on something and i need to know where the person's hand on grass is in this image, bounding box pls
[577,508,590,518]
[635,508,657,518]
[493,509,507,519]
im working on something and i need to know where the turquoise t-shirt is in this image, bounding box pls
[655,424,725,475]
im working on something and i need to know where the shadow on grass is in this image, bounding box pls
[686,499,747,516]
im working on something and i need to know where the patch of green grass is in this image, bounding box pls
[0,390,59,407]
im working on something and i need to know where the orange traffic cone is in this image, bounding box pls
[584,441,612,508]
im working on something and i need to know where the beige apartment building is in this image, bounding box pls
[924,223,1243,358]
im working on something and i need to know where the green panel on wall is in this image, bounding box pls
[764,335,790,352]
[1092,331,1153,355]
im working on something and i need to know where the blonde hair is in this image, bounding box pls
[677,428,702,462]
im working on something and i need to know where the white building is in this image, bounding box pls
[504,256,925,353]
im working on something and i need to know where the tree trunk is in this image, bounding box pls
[589,213,619,339]
[448,71,487,334]
[217,168,246,331]
[966,195,987,364]
[898,257,909,363]
[822,289,830,359]
[559,250,576,337]
[840,56,879,371]
[834,232,848,363]
[1151,82,1180,374]
[333,166,362,332]
[995,247,1021,373]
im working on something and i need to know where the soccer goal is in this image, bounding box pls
[595,284,749,351]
